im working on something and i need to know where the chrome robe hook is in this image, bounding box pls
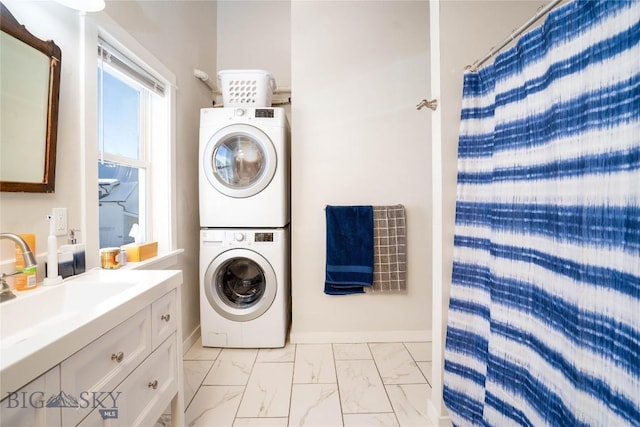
[416,99,438,111]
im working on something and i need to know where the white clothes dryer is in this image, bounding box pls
[199,107,290,228]
[200,228,290,348]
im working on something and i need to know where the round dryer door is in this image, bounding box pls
[202,124,277,198]
[204,248,277,322]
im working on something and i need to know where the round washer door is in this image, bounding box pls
[202,124,277,198]
[204,248,277,322]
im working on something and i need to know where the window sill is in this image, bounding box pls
[8,249,185,290]
[119,248,184,270]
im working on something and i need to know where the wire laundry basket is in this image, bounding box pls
[217,69,277,107]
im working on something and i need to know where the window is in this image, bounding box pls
[97,37,170,250]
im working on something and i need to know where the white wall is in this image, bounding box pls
[290,1,432,342]
[0,0,217,342]
[216,1,291,119]
[217,0,290,89]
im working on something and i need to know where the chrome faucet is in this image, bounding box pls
[1,233,38,302]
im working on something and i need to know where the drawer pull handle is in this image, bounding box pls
[148,380,159,390]
[111,352,124,363]
[161,314,171,322]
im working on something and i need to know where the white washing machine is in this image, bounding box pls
[200,227,290,348]
[199,107,290,228]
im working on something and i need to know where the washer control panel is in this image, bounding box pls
[255,232,274,242]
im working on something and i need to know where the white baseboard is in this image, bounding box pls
[182,325,201,355]
[427,400,452,427]
[289,329,431,344]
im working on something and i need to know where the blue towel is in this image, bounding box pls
[324,205,374,295]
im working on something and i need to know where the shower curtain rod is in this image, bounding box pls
[466,0,563,72]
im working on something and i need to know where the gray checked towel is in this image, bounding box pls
[366,204,407,293]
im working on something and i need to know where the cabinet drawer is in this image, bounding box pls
[151,290,177,348]
[61,307,152,426]
[0,366,61,427]
[79,333,178,427]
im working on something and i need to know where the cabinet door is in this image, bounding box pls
[151,290,177,348]
[79,333,178,427]
[61,306,152,426]
[0,366,61,427]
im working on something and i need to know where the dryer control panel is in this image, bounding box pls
[202,229,277,246]
[254,109,275,118]
[233,108,275,119]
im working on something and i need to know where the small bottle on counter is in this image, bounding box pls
[119,248,127,266]
[100,248,121,269]
[15,233,37,291]
[60,229,86,276]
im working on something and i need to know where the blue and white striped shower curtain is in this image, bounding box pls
[443,1,640,426]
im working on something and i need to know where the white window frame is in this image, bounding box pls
[81,13,177,268]
[98,62,152,246]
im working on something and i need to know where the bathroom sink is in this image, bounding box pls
[0,268,182,397]
[0,276,135,340]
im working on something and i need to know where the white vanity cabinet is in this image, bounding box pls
[77,289,180,427]
[1,281,183,427]
[0,270,184,427]
[152,289,177,348]
[79,333,178,426]
[0,366,61,427]
[61,307,153,426]
[74,289,182,427]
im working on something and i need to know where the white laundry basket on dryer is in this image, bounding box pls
[217,69,276,107]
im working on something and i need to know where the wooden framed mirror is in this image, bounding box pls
[0,2,61,193]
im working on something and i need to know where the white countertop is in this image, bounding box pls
[0,269,183,397]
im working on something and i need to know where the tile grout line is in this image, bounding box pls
[183,343,221,413]
[331,343,346,427]
[232,348,259,423]
[402,342,431,386]
[286,343,297,427]
[185,360,216,412]
[368,343,402,426]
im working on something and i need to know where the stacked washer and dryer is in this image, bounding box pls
[199,103,290,348]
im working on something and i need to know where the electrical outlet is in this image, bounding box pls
[53,208,67,236]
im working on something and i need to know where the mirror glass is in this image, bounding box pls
[0,2,61,193]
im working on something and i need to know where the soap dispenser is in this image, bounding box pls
[59,229,86,276]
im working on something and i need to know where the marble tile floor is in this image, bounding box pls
[163,340,435,427]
